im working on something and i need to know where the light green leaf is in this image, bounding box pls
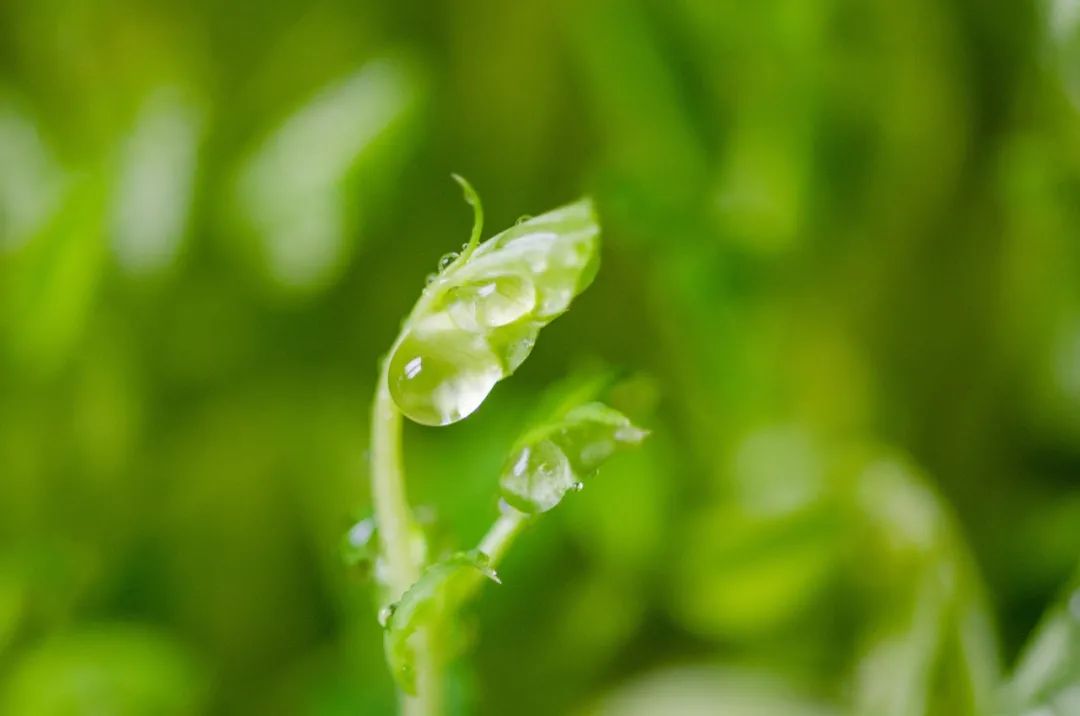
[382,550,499,694]
[500,402,647,514]
[387,190,601,426]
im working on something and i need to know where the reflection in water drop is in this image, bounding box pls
[388,328,504,426]
[378,604,395,627]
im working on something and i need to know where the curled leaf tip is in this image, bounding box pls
[451,173,484,259]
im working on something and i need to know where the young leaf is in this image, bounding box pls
[382,550,499,694]
[387,191,600,426]
[500,402,648,514]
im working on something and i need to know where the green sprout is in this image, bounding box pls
[361,177,646,714]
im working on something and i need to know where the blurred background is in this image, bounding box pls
[1,0,1079,714]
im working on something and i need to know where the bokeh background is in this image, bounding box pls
[2,0,1080,714]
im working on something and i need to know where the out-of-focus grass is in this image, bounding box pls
[0,0,1078,714]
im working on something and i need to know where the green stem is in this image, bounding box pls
[455,507,531,605]
[478,508,529,565]
[371,358,440,715]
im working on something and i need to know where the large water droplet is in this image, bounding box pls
[445,274,536,332]
[501,439,575,513]
[388,327,505,426]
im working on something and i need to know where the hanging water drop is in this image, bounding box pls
[571,481,584,492]
[388,327,505,426]
[378,604,396,627]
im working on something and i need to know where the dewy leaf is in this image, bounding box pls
[382,550,499,694]
[387,191,600,426]
[500,402,648,514]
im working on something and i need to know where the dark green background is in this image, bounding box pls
[1,0,1078,713]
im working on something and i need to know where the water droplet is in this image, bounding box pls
[445,275,536,332]
[515,214,533,225]
[388,327,505,426]
[341,517,378,568]
[502,440,575,513]
[424,272,437,285]
[378,604,395,627]
[347,518,376,548]
[571,481,584,492]
[438,251,460,271]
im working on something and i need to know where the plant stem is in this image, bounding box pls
[454,507,531,606]
[371,361,420,599]
[370,358,440,715]
[478,508,529,565]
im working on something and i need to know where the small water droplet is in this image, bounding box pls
[424,272,437,285]
[438,251,459,271]
[515,214,533,225]
[388,328,505,426]
[347,518,376,548]
[502,440,575,512]
[378,604,395,627]
[571,481,584,492]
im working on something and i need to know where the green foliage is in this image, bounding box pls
[500,402,647,514]
[1001,567,1080,715]
[0,625,205,716]
[382,550,499,695]
[371,185,647,712]
[1,0,1078,714]
[386,187,600,426]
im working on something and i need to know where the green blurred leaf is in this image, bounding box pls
[0,624,206,716]
[1002,567,1080,715]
